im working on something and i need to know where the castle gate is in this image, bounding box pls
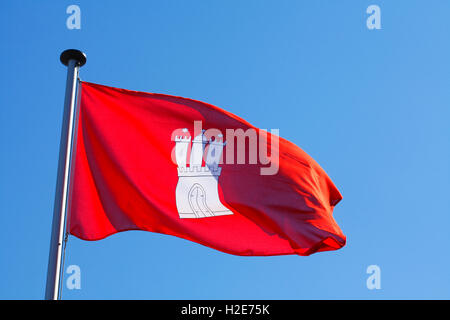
[188,183,214,218]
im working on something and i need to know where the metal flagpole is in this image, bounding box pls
[45,49,86,300]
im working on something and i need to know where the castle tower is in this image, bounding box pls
[205,134,226,171]
[174,128,190,168]
[190,130,207,167]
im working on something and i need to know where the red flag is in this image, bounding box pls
[68,81,345,256]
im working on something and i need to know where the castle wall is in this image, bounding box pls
[176,175,232,218]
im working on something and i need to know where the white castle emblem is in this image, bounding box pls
[174,128,233,219]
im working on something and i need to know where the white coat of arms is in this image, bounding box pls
[174,128,233,218]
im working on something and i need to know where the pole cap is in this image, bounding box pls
[60,49,87,67]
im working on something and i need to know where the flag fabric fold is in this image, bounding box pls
[68,81,345,256]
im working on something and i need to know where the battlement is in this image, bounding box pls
[177,165,222,177]
[174,136,191,142]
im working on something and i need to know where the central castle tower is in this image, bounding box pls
[174,129,233,218]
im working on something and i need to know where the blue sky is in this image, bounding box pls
[1,1,449,299]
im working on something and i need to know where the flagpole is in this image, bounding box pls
[45,49,86,300]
